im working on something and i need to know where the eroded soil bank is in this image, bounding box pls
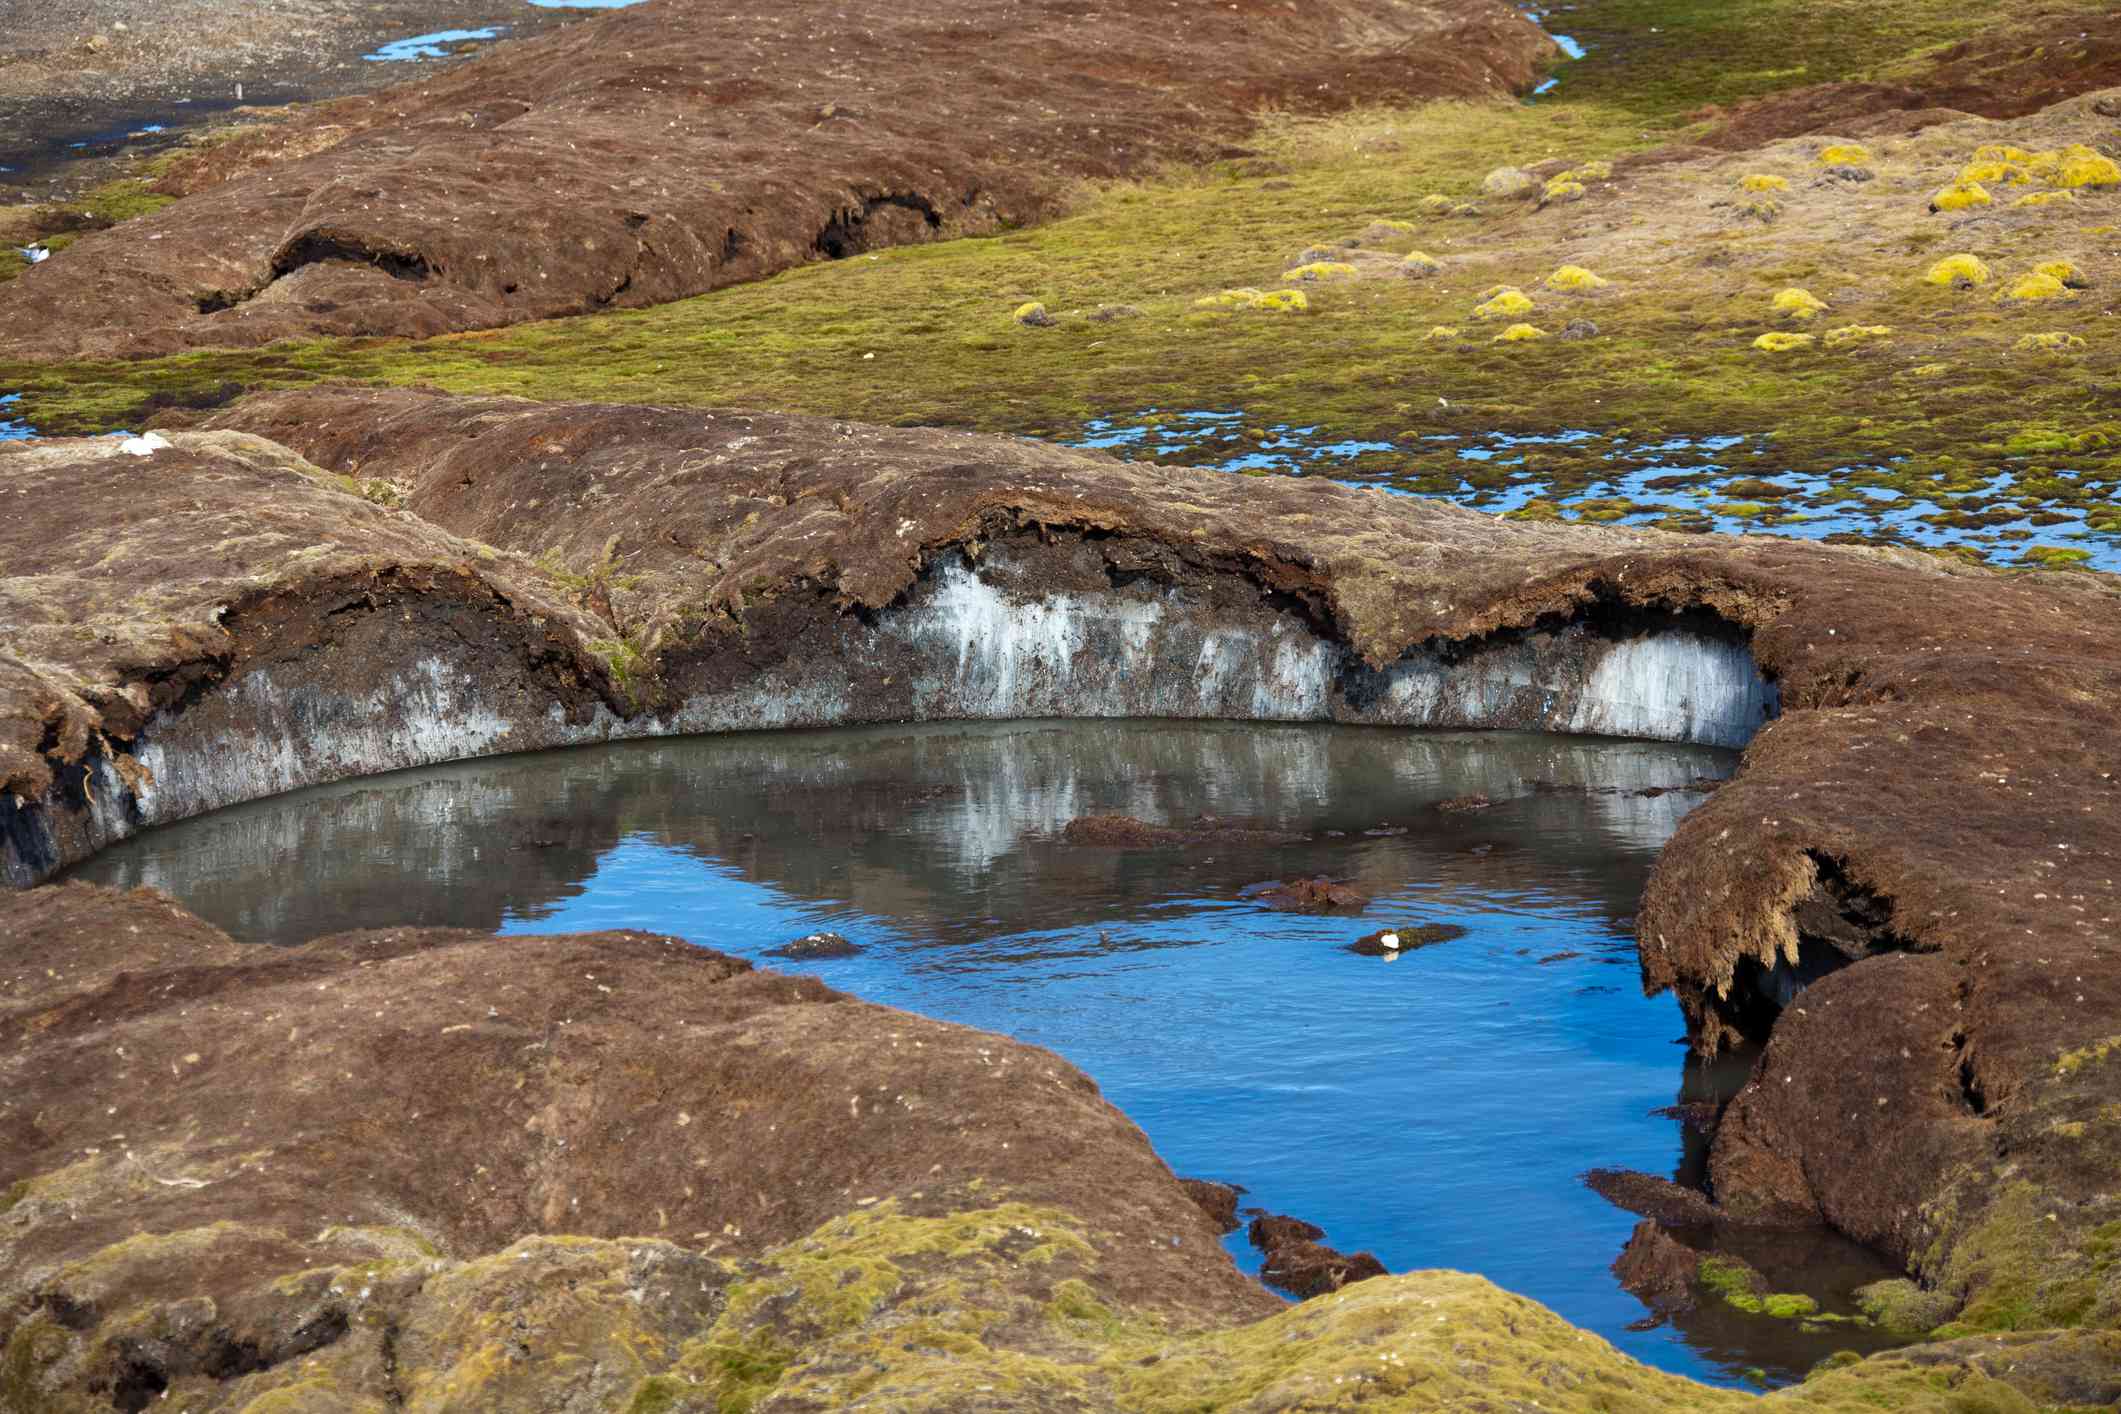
[3,390,2120,1406]
[0,0,1553,356]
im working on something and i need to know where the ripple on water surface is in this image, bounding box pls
[71,720,1915,1388]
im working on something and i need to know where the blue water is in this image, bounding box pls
[72,720,1904,1388]
[0,394,34,441]
[1069,411,2118,572]
[364,27,506,61]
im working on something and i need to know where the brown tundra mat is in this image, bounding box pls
[0,0,1554,359]
[3,387,2120,1407]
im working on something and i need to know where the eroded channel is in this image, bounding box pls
[70,719,1910,1387]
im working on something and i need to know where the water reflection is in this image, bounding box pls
[73,720,1898,1388]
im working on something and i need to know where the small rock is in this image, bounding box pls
[765,931,862,960]
[1482,165,1536,199]
[1247,1213,1325,1249]
[1259,1240,1388,1299]
[1814,165,1875,184]
[1087,303,1143,322]
[1559,319,1599,340]
[1012,301,1056,328]
[1436,793,1491,813]
[1584,1168,1720,1226]
[1347,924,1468,956]
[117,432,172,457]
[1613,1220,1701,1316]
[1246,877,1369,912]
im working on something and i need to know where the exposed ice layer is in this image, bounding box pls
[3,552,1777,884]
[1567,635,1777,749]
[133,659,515,829]
[893,561,1774,748]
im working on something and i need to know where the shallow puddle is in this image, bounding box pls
[72,719,1911,1387]
[364,26,508,62]
[1072,410,2116,571]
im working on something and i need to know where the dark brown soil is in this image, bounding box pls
[1246,1214,1387,1299]
[0,0,599,192]
[1691,5,2121,149]
[1178,1179,1245,1234]
[0,0,1555,358]
[0,882,1274,1408]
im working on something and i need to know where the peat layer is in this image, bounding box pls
[0,0,1553,357]
[4,387,2121,1407]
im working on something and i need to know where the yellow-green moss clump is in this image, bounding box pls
[1473,287,1535,320]
[1540,176,1586,205]
[1929,179,1992,212]
[1545,264,1608,292]
[1400,252,1441,278]
[1817,143,1870,165]
[1737,197,1782,222]
[1999,271,2074,302]
[1755,332,1816,352]
[1493,323,1547,342]
[1281,261,1358,282]
[1253,288,1308,312]
[1959,160,2030,187]
[1973,143,2035,164]
[1561,159,1613,181]
[1924,253,1992,288]
[1772,287,1828,320]
[2015,331,2086,353]
[2055,148,2121,189]
[1193,288,1263,309]
[2033,259,2090,289]
[1823,324,1891,347]
[2013,189,2077,209]
[1013,301,1055,327]
[1426,325,1461,340]
[1419,194,1454,214]
[2055,1035,2121,1076]
[1739,173,1789,192]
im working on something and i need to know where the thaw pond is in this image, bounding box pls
[1072,411,2119,571]
[70,720,1907,1387]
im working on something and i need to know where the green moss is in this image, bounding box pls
[1280,260,1358,281]
[0,249,26,285]
[1698,1255,1765,1309]
[1855,1278,1958,1335]
[2019,546,2092,569]
[1773,287,1829,320]
[73,179,177,224]
[0,1178,29,1215]
[1763,1293,1822,1319]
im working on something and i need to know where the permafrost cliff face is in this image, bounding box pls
[5,549,1776,888]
